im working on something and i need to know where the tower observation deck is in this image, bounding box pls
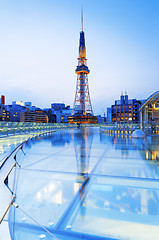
[68,11,97,124]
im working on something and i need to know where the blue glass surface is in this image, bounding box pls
[8,128,159,240]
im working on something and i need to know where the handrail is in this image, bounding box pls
[0,140,26,169]
[100,122,159,135]
[0,195,15,224]
[0,122,77,138]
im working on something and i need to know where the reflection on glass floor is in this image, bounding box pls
[8,128,159,240]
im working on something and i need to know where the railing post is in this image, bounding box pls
[0,195,15,224]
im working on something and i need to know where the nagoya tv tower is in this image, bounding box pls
[68,10,97,124]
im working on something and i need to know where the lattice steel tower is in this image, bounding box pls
[72,11,93,116]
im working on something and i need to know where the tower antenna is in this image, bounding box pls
[81,7,83,31]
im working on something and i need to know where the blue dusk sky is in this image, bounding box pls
[0,0,159,115]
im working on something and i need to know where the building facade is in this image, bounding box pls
[45,109,56,123]
[140,91,159,129]
[45,103,72,123]
[0,106,10,121]
[111,93,141,123]
[20,110,48,123]
[35,110,48,123]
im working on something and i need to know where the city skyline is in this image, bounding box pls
[0,0,159,115]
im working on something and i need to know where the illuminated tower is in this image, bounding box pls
[69,11,97,124]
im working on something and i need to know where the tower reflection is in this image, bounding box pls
[72,127,94,216]
[72,127,94,176]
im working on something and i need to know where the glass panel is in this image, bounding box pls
[95,157,159,179]
[3,128,159,240]
[12,170,83,227]
[67,176,159,240]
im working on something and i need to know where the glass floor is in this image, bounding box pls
[7,127,159,240]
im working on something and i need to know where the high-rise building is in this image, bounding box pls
[111,93,141,123]
[68,11,97,124]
